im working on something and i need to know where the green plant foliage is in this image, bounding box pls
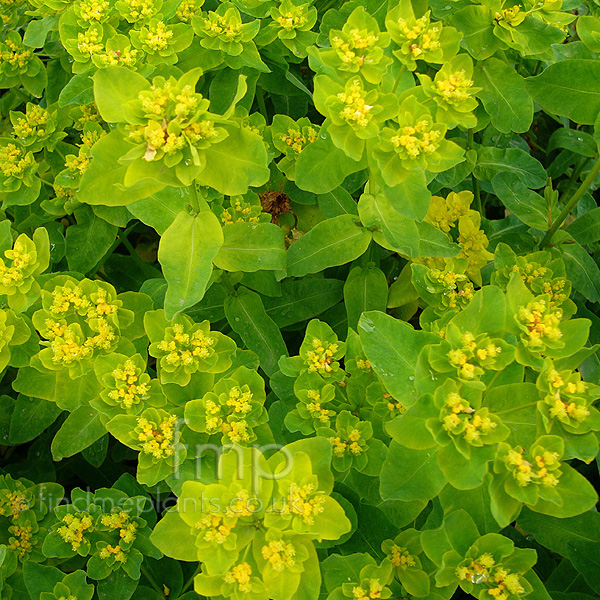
[1,0,600,599]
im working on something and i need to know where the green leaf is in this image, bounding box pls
[58,73,94,107]
[9,395,62,445]
[51,406,106,461]
[344,265,388,330]
[23,562,64,599]
[24,15,59,48]
[213,222,286,273]
[318,187,359,218]
[380,442,446,502]
[474,58,534,134]
[224,286,288,376]
[475,147,547,188]
[127,187,192,235]
[358,310,439,404]
[195,125,270,195]
[295,134,365,194]
[158,210,224,319]
[525,60,600,125]
[287,215,372,277]
[78,130,166,207]
[559,243,600,303]
[566,207,600,245]
[93,66,149,123]
[566,540,600,593]
[66,205,118,274]
[263,278,344,327]
[491,172,552,230]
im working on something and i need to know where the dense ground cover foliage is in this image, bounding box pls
[1,0,600,599]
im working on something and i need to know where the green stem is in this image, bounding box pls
[467,130,482,214]
[189,183,200,214]
[392,65,406,94]
[119,231,148,271]
[141,564,164,596]
[86,222,137,277]
[180,565,202,595]
[539,155,600,248]
[256,88,268,120]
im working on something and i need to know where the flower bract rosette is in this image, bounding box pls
[145,309,236,386]
[317,410,387,476]
[191,3,267,70]
[325,558,394,600]
[279,318,346,379]
[491,435,598,520]
[434,530,536,600]
[312,7,392,84]
[258,0,318,58]
[114,0,162,23]
[0,138,39,195]
[184,365,268,444]
[424,322,515,390]
[417,53,480,129]
[269,115,319,180]
[535,360,600,437]
[313,75,398,161]
[9,103,69,154]
[38,570,94,600]
[373,95,464,186]
[385,0,460,71]
[42,487,157,580]
[91,352,166,422]
[382,529,429,597]
[106,407,187,486]
[506,273,590,369]
[129,18,194,65]
[284,370,338,435]
[0,30,45,95]
[91,33,143,69]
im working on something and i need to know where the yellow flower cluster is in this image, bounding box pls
[203,14,242,39]
[280,126,318,155]
[305,338,339,373]
[97,46,139,67]
[8,524,33,558]
[0,490,29,519]
[504,447,560,487]
[329,428,363,457]
[123,0,156,20]
[101,511,138,544]
[495,5,522,24]
[221,420,251,444]
[425,192,472,233]
[12,105,50,140]
[226,489,258,518]
[262,539,296,571]
[224,562,252,592]
[47,324,93,364]
[457,216,494,274]
[220,197,260,225]
[276,5,309,30]
[108,360,150,409]
[136,414,178,459]
[431,269,475,309]
[442,392,497,444]
[0,143,34,178]
[456,554,525,599]
[195,511,234,544]
[435,70,474,106]
[332,28,379,66]
[76,27,104,55]
[57,512,94,551]
[447,332,502,380]
[157,323,216,366]
[1,39,33,68]
[78,0,110,22]
[203,392,255,444]
[389,544,417,569]
[516,299,562,350]
[142,20,173,51]
[0,239,34,288]
[176,0,201,21]
[353,579,384,600]
[336,79,374,128]
[283,482,326,525]
[99,543,127,562]
[511,262,569,307]
[390,120,441,159]
[397,16,441,57]
[306,389,335,424]
[386,393,407,415]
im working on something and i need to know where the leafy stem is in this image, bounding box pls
[539,154,600,248]
[467,129,482,214]
[189,183,200,214]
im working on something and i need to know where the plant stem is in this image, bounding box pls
[539,155,600,248]
[119,231,148,271]
[86,222,137,278]
[141,564,164,596]
[392,65,406,94]
[467,130,482,214]
[189,183,200,214]
[181,565,202,595]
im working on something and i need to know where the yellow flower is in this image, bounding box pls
[261,539,296,571]
[224,562,253,592]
